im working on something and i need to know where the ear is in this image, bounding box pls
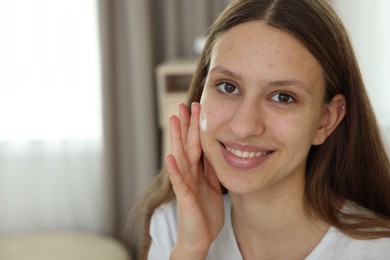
[312,94,346,145]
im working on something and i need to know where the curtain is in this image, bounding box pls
[0,140,104,234]
[98,0,159,234]
[150,0,231,60]
[0,0,109,235]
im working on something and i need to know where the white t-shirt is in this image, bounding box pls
[148,196,390,259]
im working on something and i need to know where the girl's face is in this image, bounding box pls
[200,21,329,196]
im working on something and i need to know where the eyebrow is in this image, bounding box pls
[209,65,242,81]
[269,79,312,96]
[209,65,312,96]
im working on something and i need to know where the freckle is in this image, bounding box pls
[268,63,274,69]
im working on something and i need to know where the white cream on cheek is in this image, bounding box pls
[200,111,208,132]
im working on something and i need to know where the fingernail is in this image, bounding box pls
[191,102,199,112]
[168,115,175,125]
[179,103,187,116]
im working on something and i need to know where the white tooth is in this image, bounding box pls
[226,146,269,159]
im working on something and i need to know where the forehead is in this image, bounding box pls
[209,21,324,91]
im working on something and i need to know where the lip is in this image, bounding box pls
[220,141,273,170]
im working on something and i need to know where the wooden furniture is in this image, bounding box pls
[156,59,197,160]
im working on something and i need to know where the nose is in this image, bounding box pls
[229,98,265,139]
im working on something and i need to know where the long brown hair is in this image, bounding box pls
[126,0,390,258]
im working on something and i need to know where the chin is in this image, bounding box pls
[217,169,269,195]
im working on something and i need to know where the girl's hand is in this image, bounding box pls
[166,102,224,260]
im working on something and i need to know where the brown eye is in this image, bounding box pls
[217,82,240,95]
[270,93,294,103]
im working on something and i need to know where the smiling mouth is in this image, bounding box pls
[221,142,273,159]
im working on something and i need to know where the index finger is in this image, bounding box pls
[186,102,202,165]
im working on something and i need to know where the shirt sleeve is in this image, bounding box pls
[147,202,179,260]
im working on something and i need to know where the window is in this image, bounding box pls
[0,0,105,234]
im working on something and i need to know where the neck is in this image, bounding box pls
[230,180,308,229]
[229,185,328,259]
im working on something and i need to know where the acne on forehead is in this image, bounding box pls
[214,23,315,60]
[210,21,324,92]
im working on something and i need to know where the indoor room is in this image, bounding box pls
[0,0,389,259]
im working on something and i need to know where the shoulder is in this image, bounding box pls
[150,200,178,239]
[308,201,390,259]
[151,200,178,223]
[150,196,232,232]
[148,201,178,260]
[148,196,236,259]
[310,227,390,259]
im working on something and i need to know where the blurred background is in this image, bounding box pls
[0,0,389,248]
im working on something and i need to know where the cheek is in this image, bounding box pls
[275,113,320,148]
[199,103,228,152]
[200,103,227,133]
